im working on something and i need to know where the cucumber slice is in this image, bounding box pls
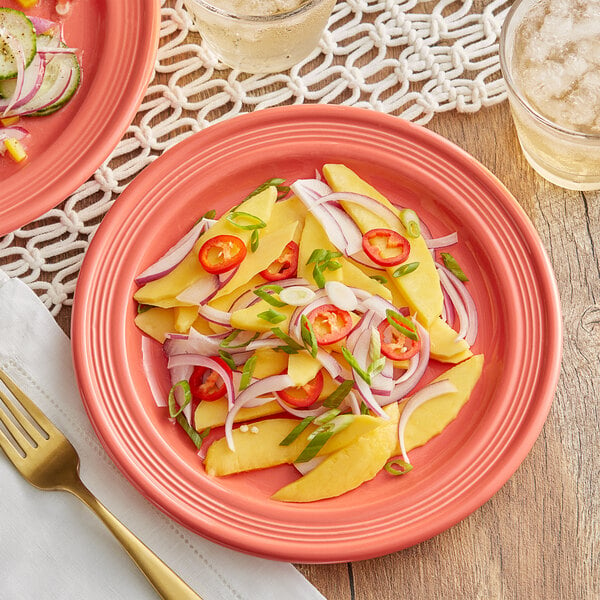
[0,8,37,80]
[32,51,81,116]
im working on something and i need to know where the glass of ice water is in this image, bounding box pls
[499,0,600,191]
[183,0,336,74]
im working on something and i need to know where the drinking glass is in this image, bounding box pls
[499,0,600,191]
[183,0,336,74]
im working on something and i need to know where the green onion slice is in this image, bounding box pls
[300,314,318,358]
[279,416,315,446]
[239,355,257,390]
[168,380,191,418]
[385,309,419,342]
[322,379,354,409]
[341,347,371,385]
[441,252,469,282]
[257,309,287,324]
[294,429,336,463]
[226,211,267,231]
[137,303,152,314]
[393,262,420,278]
[360,402,370,415]
[313,408,341,426]
[400,209,421,238]
[384,458,414,476]
[250,229,260,252]
[254,284,286,307]
[176,414,209,450]
[241,178,287,205]
[271,327,304,351]
[369,274,388,284]
[220,329,259,349]
[218,349,236,370]
[312,264,326,288]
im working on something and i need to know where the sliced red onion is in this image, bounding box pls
[398,379,457,463]
[168,353,235,411]
[197,304,231,326]
[169,363,194,423]
[438,264,478,345]
[293,455,325,475]
[426,232,458,249]
[175,275,220,306]
[28,16,60,35]
[273,397,329,419]
[376,321,431,404]
[316,347,350,382]
[141,336,168,408]
[135,220,208,284]
[163,327,227,357]
[0,126,29,143]
[346,391,361,415]
[315,191,402,231]
[348,248,386,271]
[437,267,469,342]
[0,54,46,113]
[224,374,294,450]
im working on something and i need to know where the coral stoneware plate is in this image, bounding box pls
[72,105,562,563]
[0,0,160,236]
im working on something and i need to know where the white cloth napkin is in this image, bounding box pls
[0,272,325,600]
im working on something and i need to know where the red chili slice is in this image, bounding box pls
[188,357,232,402]
[277,370,324,408]
[362,228,411,267]
[260,241,299,281]
[377,317,421,360]
[199,234,247,274]
[306,303,354,345]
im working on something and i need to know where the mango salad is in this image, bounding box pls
[133,164,484,502]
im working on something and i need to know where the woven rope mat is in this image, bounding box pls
[0,0,510,315]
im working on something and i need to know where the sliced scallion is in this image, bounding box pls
[226,211,267,230]
[271,327,304,351]
[239,355,257,390]
[385,309,419,342]
[370,274,388,284]
[341,346,372,385]
[393,262,420,278]
[168,380,191,418]
[218,349,236,370]
[384,458,414,476]
[257,308,286,324]
[250,229,260,252]
[441,252,469,282]
[400,209,421,238]
[322,379,354,409]
[300,314,318,358]
[294,429,336,463]
[279,416,315,446]
[254,285,286,307]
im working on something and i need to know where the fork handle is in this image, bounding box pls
[67,479,204,600]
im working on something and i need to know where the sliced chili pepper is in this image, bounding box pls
[362,228,411,267]
[277,370,324,408]
[260,241,299,281]
[377,317,421,361]
[306,303,354,345]
[188,357,233,402]
[199,234,247,274]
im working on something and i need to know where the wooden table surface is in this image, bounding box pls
[5,5,598,596]
[47,100,598,600]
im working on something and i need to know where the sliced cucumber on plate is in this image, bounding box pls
[0,8,37,80]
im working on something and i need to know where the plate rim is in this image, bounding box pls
[71,104,563,562]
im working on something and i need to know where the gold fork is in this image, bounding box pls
[0,369,204,600]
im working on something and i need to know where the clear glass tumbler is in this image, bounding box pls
[183,0,336,74]
[499,0,600,191]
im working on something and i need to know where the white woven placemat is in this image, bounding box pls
[0,0,510,315]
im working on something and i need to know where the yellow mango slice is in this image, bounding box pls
[208,274,265,311]
[134,307,176,343]
[271,403,399,502]
[397,354,484,454]
[205,415,383,476]
[262,196,305,241]
[428,317,472,363]
[194,398,283,430]
[288,351,322,386]
[253,348,288,379]
[191,315,217,335]
[173,306,199,334]
[322,164,443,327]
[298,213,343,284]
[230,300,295,333]
[340,259,392,301]
[214,221,300,299]
[134,186,277,306]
